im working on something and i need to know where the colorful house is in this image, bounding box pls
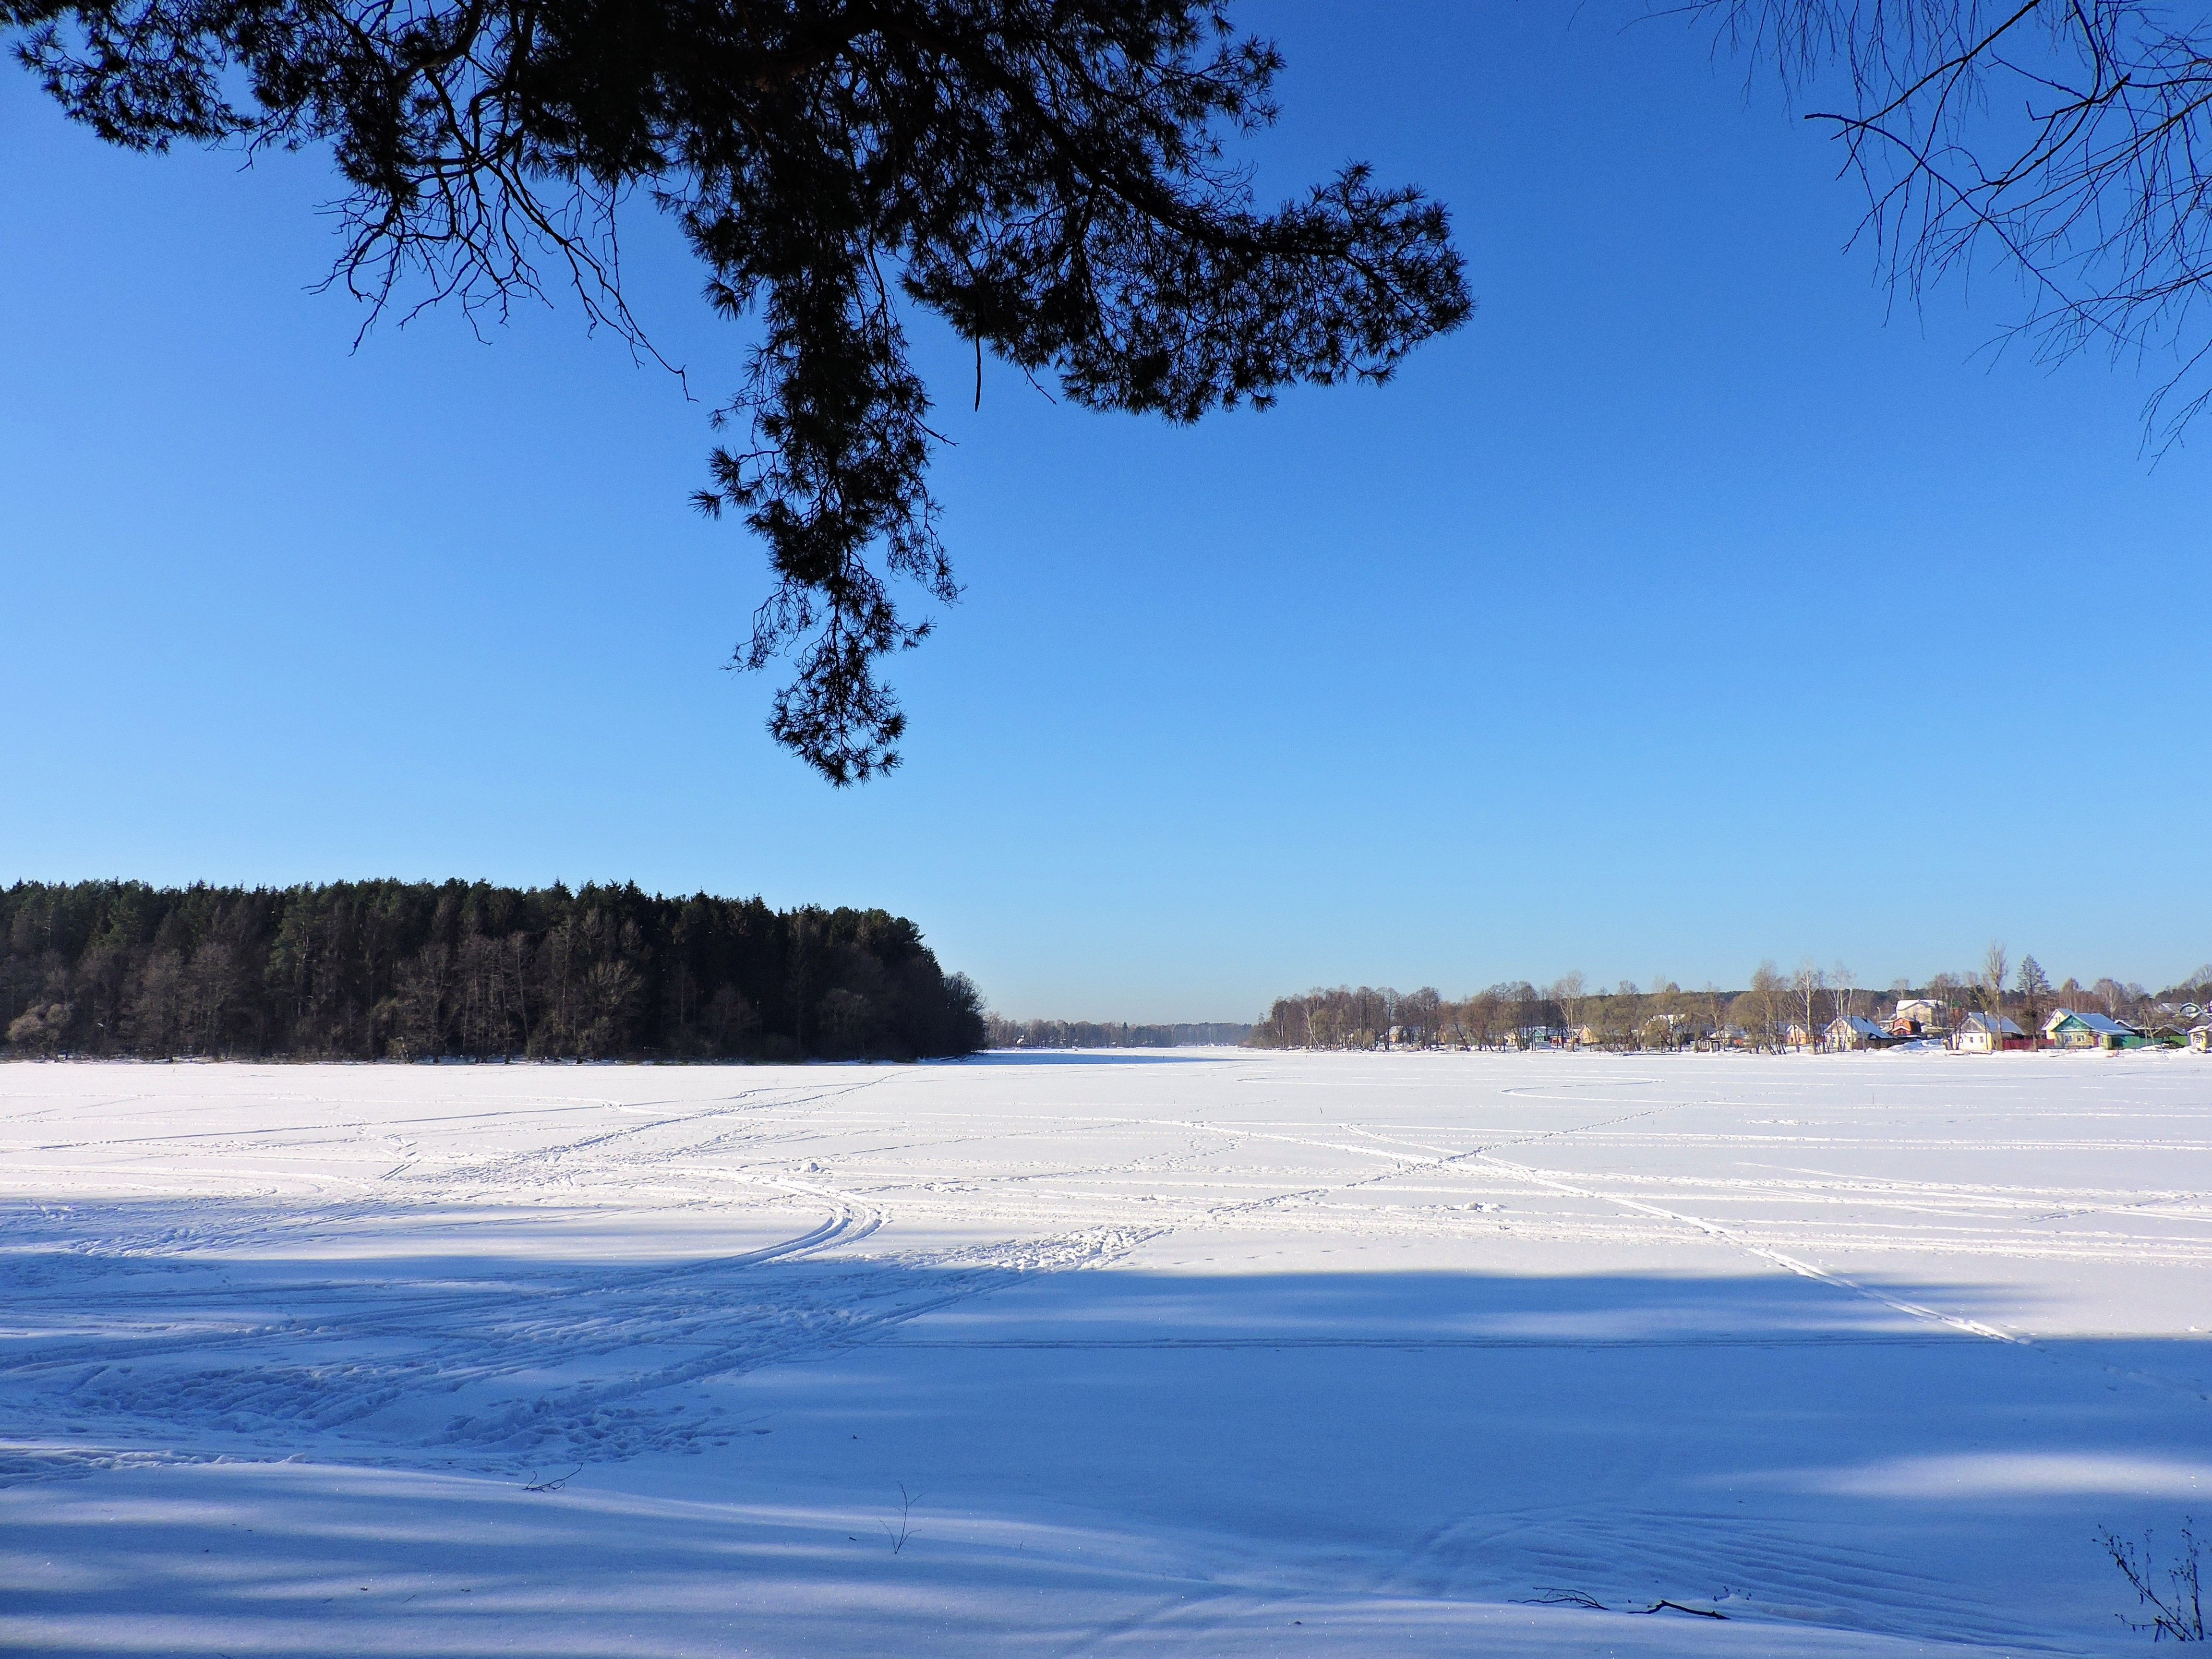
[1889,997,1948,1037]
[2043,1009,2146,1050]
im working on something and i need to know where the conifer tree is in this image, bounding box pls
[2,0,1468,780]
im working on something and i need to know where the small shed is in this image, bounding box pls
[1955,1011,2029,1053]
[1826,1014,1888,1051]
[2190,1025,2212,1054]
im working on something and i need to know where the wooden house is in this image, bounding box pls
[1955,1011,2030,1053]
[2043,1009,2146,1050]
[1825,1014,1888,1051]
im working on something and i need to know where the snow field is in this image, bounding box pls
[3,1049,2210,1655]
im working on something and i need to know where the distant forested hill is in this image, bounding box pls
[0,882,983,1062]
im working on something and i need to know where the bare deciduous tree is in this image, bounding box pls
[1792,959,1826,1047]
[1748,960,1788,1048]
[1553,971,1588,1040]
[1982,941,2010,1016]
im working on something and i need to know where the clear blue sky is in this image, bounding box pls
[3,5,2206,1020]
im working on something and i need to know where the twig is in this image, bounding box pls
[1517,1587,1609,1609]
[2101,1517,2207,1639]
[522,1465,582,1493]
[1629,1598,1728,1619]
[1516,1587,1727,1618]
[880,1482,919,1553]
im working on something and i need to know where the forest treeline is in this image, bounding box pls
[1252,986,1563,1050]
[984,1018,1252,1050]
[0,881,985,1062]
[1250,958,2212,1052]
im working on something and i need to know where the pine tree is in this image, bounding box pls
[2,0,1468,781]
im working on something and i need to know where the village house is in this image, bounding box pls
[1889,997,1948,1037]
[1825,1014,1888,1051]
[1508,1025,1568,1050]
[2043,1009,2146,1050]
[1955,1011,2030,1053]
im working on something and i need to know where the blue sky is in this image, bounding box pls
[3,5,2206,1019]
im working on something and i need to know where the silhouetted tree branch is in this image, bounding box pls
[2,0,1470,780]
[1695,0,2212,446]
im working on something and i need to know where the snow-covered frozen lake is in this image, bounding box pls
[5,1049,2210,1656]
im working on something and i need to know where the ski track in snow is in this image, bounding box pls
[0,1073,1166,1475]
[4,1051,2212,1656]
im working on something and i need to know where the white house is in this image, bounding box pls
[1955,1011,2028,1053]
